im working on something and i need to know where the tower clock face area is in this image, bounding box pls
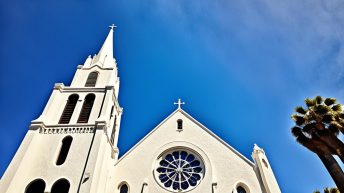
[154,149,205,192]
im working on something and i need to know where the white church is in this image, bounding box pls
[0,26,281,193]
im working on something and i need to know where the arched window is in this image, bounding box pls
[25,179,45,193]
[77,94,95,123]
[236,186,247,193]
[262,159,269,168]
[85,72,98,87]
[119,184,129,193]
[51,178,70,193]
[177,119,183,130]
[56,136,73,165]
[59,94,79,124]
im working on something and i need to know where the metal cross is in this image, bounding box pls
[109,24,117,30]
[174,98,185,109]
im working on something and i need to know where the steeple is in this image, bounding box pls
[87,24,116,68]
[1,26,123,193]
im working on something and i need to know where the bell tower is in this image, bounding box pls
[0,25,122,193]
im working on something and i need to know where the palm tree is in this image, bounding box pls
[325,187,340,193]
[291,96,344,191]
[314,187,340,193]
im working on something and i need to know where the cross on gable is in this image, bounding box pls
[174,98,185,109]
[109,24,117,30]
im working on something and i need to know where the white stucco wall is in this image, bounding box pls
[108,110,265,193]
[1,129,95,193]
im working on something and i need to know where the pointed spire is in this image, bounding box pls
[91,24,116,68]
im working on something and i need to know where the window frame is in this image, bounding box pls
[177,119,183,130]
[118,182,130,193]
[233,181,250,193]
[85,71,99,87]
[77,94,96,123]
[59,94,79,124]
[55,136,73,166]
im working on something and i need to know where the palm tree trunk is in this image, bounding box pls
[318,154,344,192]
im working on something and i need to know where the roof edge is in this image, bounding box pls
[115,108,255,167]
[115,108,181,165]
[178,109,254,166]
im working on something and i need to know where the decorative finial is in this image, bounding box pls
[174,98,185,109]
[109,24,117,30]
[253,144,265,154]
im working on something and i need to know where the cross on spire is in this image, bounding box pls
[109,24,117,30]
[174,98,185,109]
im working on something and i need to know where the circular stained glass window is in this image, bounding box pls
[155,150,204,192]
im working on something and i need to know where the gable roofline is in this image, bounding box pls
[178,109,254,166]
[115,108,180,166]
[115,108,254,166]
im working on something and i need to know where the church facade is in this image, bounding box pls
[0,26,281,193]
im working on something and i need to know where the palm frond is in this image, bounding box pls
[330,187,340,193]
[329,122,340,135]
[305,98,316,107]
[339,113,344,119]
[291,115,305,126]
[315,96,323,104]
[295,106,307,114]
[314,105,330,114]
[291,126,303,137]
[324,98,336,106]
[303,123,315,133]
[332,104,342,112]
[338,119,344,128]
[322,114,334,123]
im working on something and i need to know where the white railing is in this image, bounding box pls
[39,124,95,134]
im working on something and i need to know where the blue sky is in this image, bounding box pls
[1,0,344,192]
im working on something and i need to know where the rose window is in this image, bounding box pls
[155,150,204,192]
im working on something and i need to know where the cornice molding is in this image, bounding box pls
[81,64,114,70]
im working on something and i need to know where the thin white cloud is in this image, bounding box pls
[151,0,344,97]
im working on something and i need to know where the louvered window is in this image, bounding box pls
[110,115,117,144]
[77,94,95,123]
[56,136,73,165]
[59,94,79,124]
[85,72,98,87]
